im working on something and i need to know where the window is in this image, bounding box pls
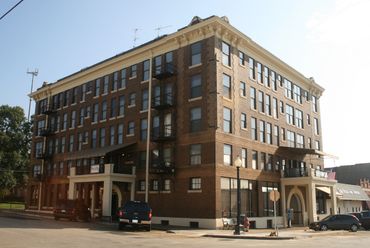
[95,79,100,96]
[280,100,284,113]
[266,154,273,171]
[257,62,262,83]
[62,113,67,130]
[239,51,245,66]
[250,87,256,110]
[271,70,277,91]
[240,81,246,97]
[223,144,232,165]
[140,119,148,141]
[79,108,85,126]
[265,94,271,115]
[152,180,159,191]
[222,41,231,66]
[139,181,145,191]
[259,120,265,143]
[190,107,201,132]
[295,109,303,128]
[164,179,171,191]
[241,148,247,168]
[61,137,65,153]
[315,140,320,150]
[100,128,105,147]
[258,91,264,113]
[274,125,280,146]
[101,100,107,120]
[222,74,231,98]
[110,126,115,145]
[296,134,304,148]
[314,118,320,135]
[118,124,123,144]
[241,113,247,129]
[129,93,136,106]
[262,182,280,216]
[312,95,318,112]
[272,97,278,118]
[266,122,272,144]
[119,96,125,116]
[307,114,311,125]
[249,57,255,80]
[63,90,69,107]
[77,133,83,150]
[91,129,97,148]
[127,121,135,135]
[190,178,201,190]
[92,103,99,123]
[190,74,202,98]
[260,152,266,170]
[281,128,286,141]
[284,79,293,99]
[154,56,162,75]
[263,66,269,87]
[287,130,295,147]
[190,144,201,165]
[308,137,312,149]
[223,107,232,133]
[112,71,118,91]
[286,105,294,125]
[120,68,127,89]
[70,111,76,128]
[72,87,78,104]
[130,64,137,78]
[141,89,148,111]
[252,150,257,169]
[110,98,116,118]
[293,85,302,104]
[103,75,109,94]
[143,60,150,81]
[251,117,257,140]
[190,42,201,66]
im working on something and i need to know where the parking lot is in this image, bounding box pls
[0,211,369,248]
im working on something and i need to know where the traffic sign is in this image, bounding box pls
[269,190,280,202]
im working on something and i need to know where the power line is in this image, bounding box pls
[0,0,25,21]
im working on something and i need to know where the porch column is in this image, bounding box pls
[308,183,317,223]
[91,183,96,219]
[281,183,287,227]
[102,179,112,218]
[68,181,75,200]
[330,185,337,214]
[130,180,135,201]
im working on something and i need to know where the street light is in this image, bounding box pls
[234,155,242,235]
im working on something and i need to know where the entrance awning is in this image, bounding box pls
[317,187,331,195]
[67,143,136,160]
[277,146,338,159]
[317,184,370,201]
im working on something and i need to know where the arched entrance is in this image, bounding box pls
[111,184,123,220]
[290,194,303,225]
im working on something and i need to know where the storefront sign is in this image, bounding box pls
[90,164,100,174]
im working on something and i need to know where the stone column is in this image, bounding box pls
[308,183,317,223]
[102,179,112,218]
[281,183,287,227]
[330,185,337,214]
[91,183,96,219]
[68,181,75,200]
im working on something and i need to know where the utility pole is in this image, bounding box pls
[27,69,38,121]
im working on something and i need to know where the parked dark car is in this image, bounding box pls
[309,214,361,232]
[117,201,152,231]
[53,199,91,222]
[360,210,370,230]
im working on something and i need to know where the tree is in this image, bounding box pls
[0,105,31,198]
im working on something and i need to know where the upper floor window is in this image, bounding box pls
[241,148,247,167]
[141,89,148,111]
[190,144,201,165]
[189,177,201,190]
[103,75,109,94]
[143,60,150,81]
[154,56,162,75]
[112,71,118,91]
[250,87,256,110]
[130,64,137,78]
[95,79,101,97]
[266,122,272,144]
[127,121,135,135]
[265,94,271,116]
[312,95,318,112]
[190,42,201,66]
[121,68,127,89]
[271,71,277,91]
[249,57,255,80]
[110,98,116,118]
[296,134,304,148]
[72,87,78,104]
[259,120,265,143]
[252,150,257,169]
[241,113,247,129]
[101,101,107,120]
[240,81,246,97]
[119,96,125,116]
[286,105,294,125]
[295,109,303,128]
[239,51,245,66]
[251,117,257,141]
[129,93,136,106]
[314,118,320,135]
[223,107,232,133]
[293,85,302,104]
[287,130,295,147]
[223,74,231,98]
[257,62,262,83]
[222,41,231,66]
[117,124,124,144]
[190,74,202,98]
[263,66,269,87]
[284,79,293,99]
[140,118,148,141]
[272,97,278,118]
[190,107,201,132]
[223,144,232,165]
[99,128,105,148]
[258,91,264,113]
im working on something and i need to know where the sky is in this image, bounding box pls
[0,0,369,168]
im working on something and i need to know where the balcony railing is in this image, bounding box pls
[41,105,56,115]
[152,125,176,142]
[282,167,330,179]
[74,164,134,176]
[35,151,50,160]
[150,160,175,175]
[153,63,176,80]
[39,128,54,137]
[152,93,174,110]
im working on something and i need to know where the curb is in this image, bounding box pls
[203,234,295,240]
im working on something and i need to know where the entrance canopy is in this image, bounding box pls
[317,184,370,201]
[68,143,136,160]
[277,146,338,159]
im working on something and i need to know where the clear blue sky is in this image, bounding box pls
[1,0,369,167]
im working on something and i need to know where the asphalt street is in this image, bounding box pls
[0,212,369,248]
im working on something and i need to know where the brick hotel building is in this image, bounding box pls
[27,16,337,228]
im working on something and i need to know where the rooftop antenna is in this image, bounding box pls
[155,25,171,38]
[133,28,139,48]
[27,68,39,121]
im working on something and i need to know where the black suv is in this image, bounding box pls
[117,201,152,231]
[53,199,91,222]
[309,214,361,232]
[360,210,370,230]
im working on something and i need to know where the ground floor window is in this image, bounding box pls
[316,189,327,214]
[261,181,280,217]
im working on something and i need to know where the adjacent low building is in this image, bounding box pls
[27,15,334,228]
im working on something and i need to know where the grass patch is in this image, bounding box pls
[0,202,25,210]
